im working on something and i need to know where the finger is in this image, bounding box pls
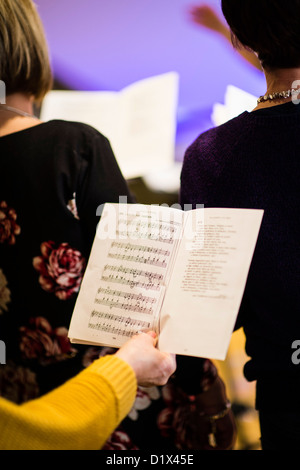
[146,330,157,339]
[146,330,158,346]
[134,330,156,342]
[166,353,177,370]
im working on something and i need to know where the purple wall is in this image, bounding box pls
[36,0,265,160]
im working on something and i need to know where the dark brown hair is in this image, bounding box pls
[0,0,53,102]
[221,0,300,69]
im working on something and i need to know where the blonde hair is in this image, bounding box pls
[0,0,53,102]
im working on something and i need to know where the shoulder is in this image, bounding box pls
[185,111,250,158]
[182,112,252,177]
[180,112,251,205]
[40,120,115,166]
[42,120,109,144]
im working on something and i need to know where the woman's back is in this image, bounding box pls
[180,101,300,409]
[0,119,133,398]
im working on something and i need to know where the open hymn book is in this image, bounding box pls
[68,203,263,360]
[40,73,179,180]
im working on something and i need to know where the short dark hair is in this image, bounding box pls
[0,0,53,102]
[221,0,300,69]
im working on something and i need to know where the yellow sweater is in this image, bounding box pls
[0,355,137,450]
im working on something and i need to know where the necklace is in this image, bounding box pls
[0,104,38,119]
[257,88,299,104]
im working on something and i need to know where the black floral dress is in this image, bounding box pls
[0,120,207,450]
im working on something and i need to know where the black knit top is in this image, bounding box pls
[180,101,300,410]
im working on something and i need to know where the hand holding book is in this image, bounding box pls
[68,203,263,361]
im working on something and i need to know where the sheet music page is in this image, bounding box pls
[117,72,179,178]
[40,72,179,179]
[158,208,263,360]
[211,85,257,126]
[68,203,183,348]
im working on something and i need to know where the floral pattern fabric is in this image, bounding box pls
[0,120,206,450]
[0,203,205,449]
[33,241,86,300]
[0,202,205,449]
[0,269,11,314]
[0,201,21,245]
[19,317,77,365]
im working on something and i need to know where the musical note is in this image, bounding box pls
[111,242,170,257]
[88,310,152,338]
[101,264,164,290]
[101,275,160,291]
[90,310,151,329]
[116,229,175,244]
[94,298,154,315]
[88,323,134,337]
[103,264,164,281]
[97,287,157,304]
[108,252,167,268]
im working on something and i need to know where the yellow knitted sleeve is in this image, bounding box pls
[0,355,137,450]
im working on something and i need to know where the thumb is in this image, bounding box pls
[146,330,158,346]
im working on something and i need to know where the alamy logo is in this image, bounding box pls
[95,196,205,250]
[0,340,6,364]
[291,340,300,365]
[0,80,6,104]
[292,80,300,105]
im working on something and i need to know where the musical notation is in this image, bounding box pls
[111,242,170,257]
[90,310,151,329]
[108,252,167,268]
[101,274,160,291]
[88,323,138,337]
[103,264,164,281]
[97,287,157,304]
[101,264,163,291]
[83,210,182,342]
[94,297,154,315]
[88,310,152,337]
[116,230,175,244]
[107,241,171,268]
[117,217,180,234]
[115,213,182,244]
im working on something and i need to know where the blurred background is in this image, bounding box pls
[36,0,265,163]
[36,0,265,449]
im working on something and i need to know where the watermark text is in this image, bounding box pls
[0,340,6,364]
[0,80,6,104]
[96,197,205,248]
[292,80,300,105]
[291,340,300,365]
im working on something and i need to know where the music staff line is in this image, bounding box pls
[101,275,161,291]
[111,241,170,257]
[103,264,164,281]
[116,230,175,244]
[97,287,157,304]
[94,298,154,315]
[90,310,151,329]
[88,323,142,338]
[108,252,167,268]
[117,217,181,233]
